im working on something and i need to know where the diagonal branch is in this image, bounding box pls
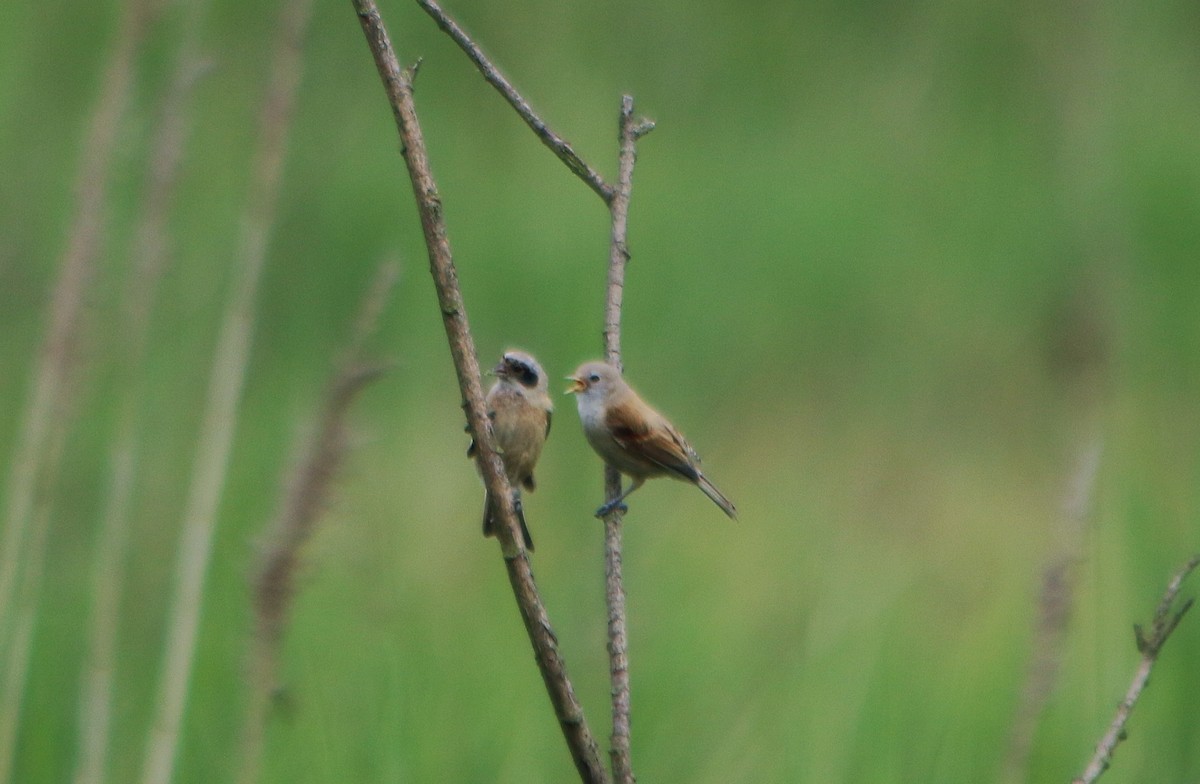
[1072,553,1200,784]
[350,3,609,782]
[415,0,615,204]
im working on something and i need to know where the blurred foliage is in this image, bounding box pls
[1,0,1199,782]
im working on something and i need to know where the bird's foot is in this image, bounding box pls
[594,499,628,518]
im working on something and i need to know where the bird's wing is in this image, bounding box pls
[606,405,700,482]
[465,408,497,458]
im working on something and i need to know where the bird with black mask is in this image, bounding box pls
[469,350,553,550]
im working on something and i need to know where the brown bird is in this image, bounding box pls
[566,361,736,519]
[468,350,552,549]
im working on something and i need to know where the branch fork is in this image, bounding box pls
[1073,554,1200,784]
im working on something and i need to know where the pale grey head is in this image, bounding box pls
[564,360,622,401]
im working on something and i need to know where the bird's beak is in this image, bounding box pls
[489,362,506,377]
[564,376,585,395]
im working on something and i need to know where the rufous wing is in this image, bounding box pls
[605,401,700,482]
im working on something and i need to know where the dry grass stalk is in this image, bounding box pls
[0,0,159,781]
[72,10,211,784]
[0,424,70,784]
[1002,435,1102,783]
[138,1,314,782]
[235,262,395,784]
[0,0,157,661]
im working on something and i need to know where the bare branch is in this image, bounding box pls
[602,95,648,366]
[350,3,609,781]
[1072,554,1200,784]
[1134,556,1198,656]
[415,0,615,204]
[600,94,653,784]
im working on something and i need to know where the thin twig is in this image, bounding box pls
[236,262,396,784]
[73,11,210,784]
[1072,554,1200,784]
[599,94,652,784]
[350,3,609,781]
[415,0,615,204]
[138,1,314,782]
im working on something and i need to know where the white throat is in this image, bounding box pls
[575,388,606,428]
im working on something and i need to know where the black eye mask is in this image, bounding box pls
[509,360,539,388]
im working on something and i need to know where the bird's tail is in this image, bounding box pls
[696,474,737,519]
[482,491,535,550]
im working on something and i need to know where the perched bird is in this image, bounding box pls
[566,361,736,519]
[468,350,553,550]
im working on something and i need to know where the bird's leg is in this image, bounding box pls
[595,498,626,517]
[596,477,644,518]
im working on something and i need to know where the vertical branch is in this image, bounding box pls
[600,94,653,784]
[138,1,313,782]
[235,263,395,784]
[350,3,609,782]
[1072,554,1199,784]
[0,0,159,780]
[601,96,642,363]
[73,10,210,784]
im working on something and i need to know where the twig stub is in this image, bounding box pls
[1073,554,1200,784]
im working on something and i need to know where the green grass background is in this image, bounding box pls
[2,0,1199,781]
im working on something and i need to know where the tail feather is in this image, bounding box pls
[696,474,737,519]
[482,491,534,550]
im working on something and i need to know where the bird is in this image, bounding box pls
[566,360,736,519]
[467,350,553,550]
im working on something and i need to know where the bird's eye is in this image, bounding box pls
[588,373,600,383]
